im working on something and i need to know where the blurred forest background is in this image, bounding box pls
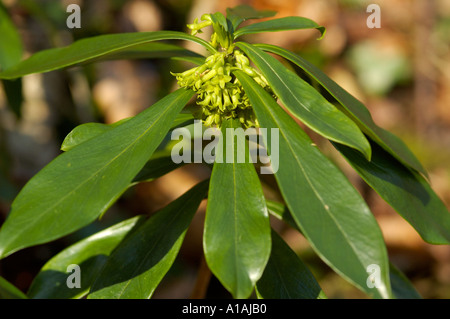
[0,0,449,299]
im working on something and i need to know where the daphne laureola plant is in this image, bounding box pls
[0,5,449,300]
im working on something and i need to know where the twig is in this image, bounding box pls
[190,254,212,299]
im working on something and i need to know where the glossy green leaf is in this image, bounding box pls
[226,5,277,30]
[266,200,421,299]
[334,141,450,245]
[0,31,215,79]
[266,200,299,231]
[61,122,122,152]
[256,44,427,177]
[0,4,23,70]
[210,12,230,32]
[209,12,233,49]
[88,180,208,299]
[61,115,192,186]
[234,17,325,39]
[235,70,392,299]
[204,119,271,299]
[85,42,205,66]
[256,230,324,299]
[0,276,27,299]
[0,89,195,259]
[237,42,371,160]
[60,114,192,184]
[27,216,145,299]
[61,113,194,152]
[131,154,184,184]
[389,263,421,299]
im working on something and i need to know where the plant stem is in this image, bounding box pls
[190,254,212,299]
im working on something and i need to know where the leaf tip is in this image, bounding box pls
[0,244,10,260]
[316,26,326,40]
[364,145,373,162]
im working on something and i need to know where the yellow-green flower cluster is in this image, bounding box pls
[187,15,212,37]
[172,48,274,128]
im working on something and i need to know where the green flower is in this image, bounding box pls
[172,18,276,128]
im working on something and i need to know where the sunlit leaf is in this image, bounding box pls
[88,181,208,299]
[234,17,325,39]
[0,89,194,259]
[256,44,427,177]
[0,276,27,299]
[0,32,215,79]
[28,216,146,299]
[335,141,450,245]
[236,70,392,299]
[237,42,371,160]
[227,5,276,29]
[204,119,271,299]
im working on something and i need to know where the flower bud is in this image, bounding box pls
[195,79,203,90]
[243,66,257,77]
[198,93,211,106]
[171,27,276,128]
[214,114,221,126]
[204,114,214,127]
[223,90,232,109]
[201,69,217,82]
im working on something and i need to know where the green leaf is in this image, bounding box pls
[226,5,277,30]
[237,42,371,160]
[334,141,450,245]
[61,122,123,152]
[27,216,145,299]
[389,263,421,299]
[61,113,194,152]
[266,200,299,231]
[204,119,271,299]
[0,88,195,259]
[61,115,191,187]
[85,42,205,66]
[0,276,27,299]
[0,31,215,79]
[131,154,184,184]
[165,113,196,130]
[266,200,420,299]
[235,70,392,299]
[209,12,233,49]
[210,12,229,32]
[256,44,427,177]
[88,180,208,299]
[0,3,23,70]
[234,17,325,40]
[256,230,324,299]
